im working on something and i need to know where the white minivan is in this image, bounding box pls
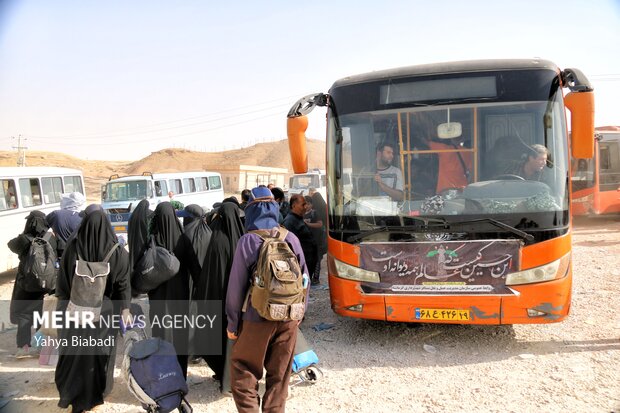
[101,171,223,233]
[288,169,326,200]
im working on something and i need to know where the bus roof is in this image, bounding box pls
[107,171,221,183]
[0,166,83,177]
[331,58,560,89]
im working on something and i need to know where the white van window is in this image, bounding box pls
[208,176,222,190]
[1,179,18,210]
[154,180,167,197]
[64,175,84,193]
[19,178,43,207]
[197,177,209,191]
[183,178,196,193]
[169,179,183,194]
[42,176,63,204]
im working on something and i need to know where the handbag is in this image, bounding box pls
[132,237,180,294]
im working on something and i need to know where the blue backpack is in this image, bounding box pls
[127,337,191,413]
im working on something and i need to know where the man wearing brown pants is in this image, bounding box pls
[230,321,298,412]
[226,187,309,412]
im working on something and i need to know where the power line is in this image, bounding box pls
[27,94,302,140]
[26,109,287,147]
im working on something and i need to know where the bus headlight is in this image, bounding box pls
[333,258,381,283]
[506,253,570,286]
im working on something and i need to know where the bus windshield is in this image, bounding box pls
[290,174,320,189]
[327,69,570,240]
[104,180,150,202]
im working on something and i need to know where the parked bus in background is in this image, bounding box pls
[286,59,594,325]
[101,171,223,234]
[0,167,85,271]
[288,168,327,200]
[571,127,620,216]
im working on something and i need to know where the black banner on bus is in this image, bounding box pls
[359,240,521,295]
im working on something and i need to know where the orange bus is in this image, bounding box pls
[286,59,594,325]
[571,127,620,216]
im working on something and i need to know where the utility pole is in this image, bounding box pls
[12,135,27,167]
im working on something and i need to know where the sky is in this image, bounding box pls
[0,0,619,161]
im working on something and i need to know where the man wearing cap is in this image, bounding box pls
[46,192,85,256]
[226,186,310,413]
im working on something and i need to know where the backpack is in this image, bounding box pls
[125,336,191,413]
[132,237,180,294]
[21,232,58,293]
[249,227,306,321]
[66,243,120,326]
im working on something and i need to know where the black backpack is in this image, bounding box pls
[21,232,58,293]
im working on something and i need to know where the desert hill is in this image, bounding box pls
[0,138,326,202]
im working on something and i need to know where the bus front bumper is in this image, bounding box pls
[328,274,571,325]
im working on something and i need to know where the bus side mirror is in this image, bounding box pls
[565,90,595,159]
[287,115,309,174]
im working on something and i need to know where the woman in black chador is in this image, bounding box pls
[148,201,190,377]
[127,198,153,273]
[177,204,211,283]
[195,202,244,388]
[8,210,59,358]
[55,209,130,413]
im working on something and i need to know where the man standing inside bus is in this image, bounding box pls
[359,142,404,201]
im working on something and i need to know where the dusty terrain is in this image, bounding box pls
[0,138,326,204]
[0,216,618,413]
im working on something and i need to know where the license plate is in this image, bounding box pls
[114,226,126,233]
[415,308,470,321]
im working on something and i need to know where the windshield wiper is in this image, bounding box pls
[346,216,447,243]
[443,218,534,243]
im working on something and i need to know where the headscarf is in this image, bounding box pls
[60,192,86,211]
[23,210,49,236]
[208,203,244,254]
[243,186,280,231]
[311,192,328,228]
[75,210,117,262]
[181,204,204,227]
[128,199,153,267]
[151,202,182,251]
[8,210,51,257]
[80,203,105,217]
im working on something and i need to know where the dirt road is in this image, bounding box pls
[0,217,618,412]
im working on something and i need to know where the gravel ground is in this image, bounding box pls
[0,217,618,413]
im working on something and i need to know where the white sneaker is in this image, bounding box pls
[15,346,33,359]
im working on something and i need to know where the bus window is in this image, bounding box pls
[208,176,222,190]
[64,175,84,194]
[1,179,18,210]
[19,178,42,207]
[154,180,167,197]
[42,176,63,204]
[599,141,620,191]
[169,179,183,194]
[196,177,208,191]
[571,158,595,192]
[183,178,196,193]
